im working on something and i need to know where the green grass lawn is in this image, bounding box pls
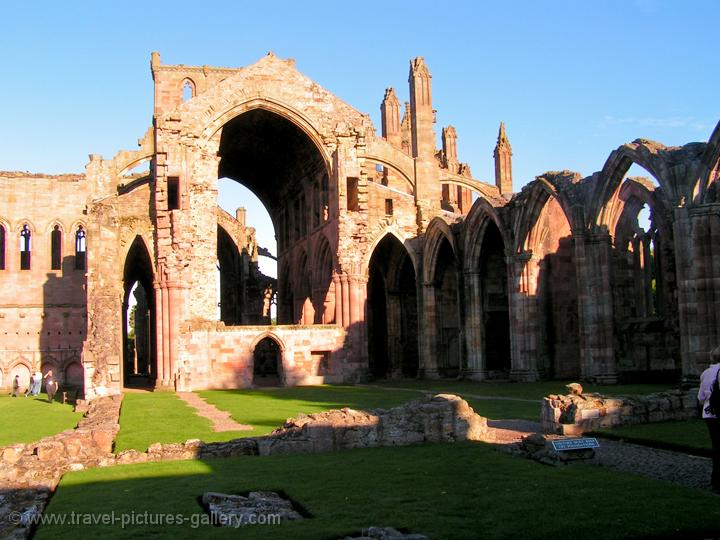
[38,442,720,540]
[592,419,711,456]
[114,393,251,453]
[199,386,416,438]
[372,379,677,400]
[0,394,82,447]
[117,383,677,452]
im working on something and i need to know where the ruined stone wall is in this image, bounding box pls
[0,172,88,390]
[541,389,698,435]
[177,323,347,390]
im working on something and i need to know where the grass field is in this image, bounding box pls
[37,442,720,540]
[0,394,82,446]
[371,379,676,400]
[114,393,251,453]
[592,418,711,456]
[114,383,686,452]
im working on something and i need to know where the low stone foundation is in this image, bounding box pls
[112,394,489,464]
[1,395,121,490]
[0,395,122,539]
[542,388,698,435]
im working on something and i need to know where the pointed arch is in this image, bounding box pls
[312,234,335,324]
[513,179,574,256]
[122,235,156,388]
[695,120,720,203]
[422,217,463,377]
[462,196,508,274]
[422,217,459,284]
[200,98,333,172]
[367,233,418,378]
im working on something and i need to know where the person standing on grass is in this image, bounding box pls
[44,370,58,403]
[32,371,42,396]
[698,346,720,494]
[11,375,20,397]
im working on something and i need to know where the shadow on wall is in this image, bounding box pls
[39,255,87,398]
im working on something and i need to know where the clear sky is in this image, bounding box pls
[1,1,718,277]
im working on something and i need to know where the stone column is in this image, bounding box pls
[574,231,617,383]
[421,282,440,378]
[507,252,541,381]
[463,270,486,380]
[166,281,187,388]
[153,282,165,385]
[680,204,720,382]
[341,274,350,327]
[333,274,342,326]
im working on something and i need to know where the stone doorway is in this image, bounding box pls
[253,337,282,387]
[480,222,511,377]
[368,235,419,378]
[122,237,156,389]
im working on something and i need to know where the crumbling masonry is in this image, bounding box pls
[1,52,719,399]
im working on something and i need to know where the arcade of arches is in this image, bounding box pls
[1,52,720,400]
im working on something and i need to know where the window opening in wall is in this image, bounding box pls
[51,225,62,270]
[347,177,359,211]
[167,177,180,210]
[0,225,5,270]
[182,80,194,101]
[20,224,31,270]
[385,198,394,216]
[75,226,86,270]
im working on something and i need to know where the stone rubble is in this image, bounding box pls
[341,526,428,539]
[504,432,596,466]
[202,491,303,526]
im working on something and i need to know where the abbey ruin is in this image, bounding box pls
[1,52,719,399]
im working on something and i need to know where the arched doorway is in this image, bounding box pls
[10,363,31,393]
[368,235,418,378]
[253,336,282,386]
[122,237,156,388]
[433,237,461,377]
[480,222,511,376]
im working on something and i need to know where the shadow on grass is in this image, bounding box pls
[31,442,720,540]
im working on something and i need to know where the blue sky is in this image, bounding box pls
[1,1,717,276]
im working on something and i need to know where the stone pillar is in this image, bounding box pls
[160,284,171,388]
[333,274,342,326]
[574,231,617,383]
[673,207,694,384]
[341,274,350,327]
[507,253,541,381]
[463,270,486,380]
[420,282,440,379]
[153,282,165,384]
[166,281,187,388]
[679,204,720,383]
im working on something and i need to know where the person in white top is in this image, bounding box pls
[698,346,720,493]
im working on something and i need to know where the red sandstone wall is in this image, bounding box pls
[0,172,88,389]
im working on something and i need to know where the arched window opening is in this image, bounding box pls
[19,224,31,270]
[75,225,86,270]
[630,204,660,317]
[51,225,62,270]
[217,179,277,325]
[182,79,195,101]
[0,225,5,270]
